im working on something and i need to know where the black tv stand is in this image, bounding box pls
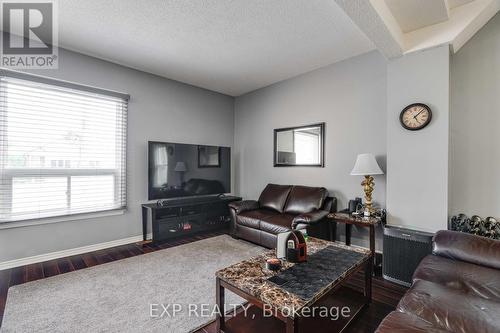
[142,195,241,243]
[156,195,225,207]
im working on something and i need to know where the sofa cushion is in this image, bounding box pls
[397,279,500,333]
[258,184,292,213]
[284,185,328,214]
[375,311,449,333]
[260,214,295,234]
[237,209,278,229]
[433,230,500,270]
[413,255,500,301]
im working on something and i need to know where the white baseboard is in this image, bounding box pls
[0,233,153,271]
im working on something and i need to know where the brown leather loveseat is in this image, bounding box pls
[376,230,500,333]
[228,184,336,248]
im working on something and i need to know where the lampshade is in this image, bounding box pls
[350,153,383,176]
[174,161,187,172]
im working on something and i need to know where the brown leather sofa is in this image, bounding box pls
[228,184,336,248]
[376,230,500,333]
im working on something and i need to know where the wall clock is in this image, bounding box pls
[400,103,432,131]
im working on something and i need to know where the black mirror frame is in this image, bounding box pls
[273,122,325,167]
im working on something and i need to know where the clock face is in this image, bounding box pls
[400,103,432,131]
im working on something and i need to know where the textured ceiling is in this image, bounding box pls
[56,0,375,96]
[335,0,404,58]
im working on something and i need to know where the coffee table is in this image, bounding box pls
[215,237,372,333]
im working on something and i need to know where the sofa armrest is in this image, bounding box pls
[228,200,259,214]
[322,196,337,213]
[433,230,500,270]
[292,210,329,228]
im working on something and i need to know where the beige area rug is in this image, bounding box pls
[1,235,265,333]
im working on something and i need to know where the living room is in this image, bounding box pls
[0,0,499,332]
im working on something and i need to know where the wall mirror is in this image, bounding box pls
[274,122,325,167]
[198,145,221,167]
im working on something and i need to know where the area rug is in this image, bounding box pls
[1,235,265,333]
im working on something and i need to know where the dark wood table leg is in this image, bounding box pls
[365,258,373,304]
[286,317,298,333]
[216,277,225,332]
[345,223,352,246]
[369,225,376,271]
[330,221,337,242]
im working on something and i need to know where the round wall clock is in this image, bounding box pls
[400,103,432,131]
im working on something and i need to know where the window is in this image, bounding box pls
[151,144,168,188]
[0,72,128,223]
[294,130,320,164]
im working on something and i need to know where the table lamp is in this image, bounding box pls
[350,153,384,214]
[174,161,187,184]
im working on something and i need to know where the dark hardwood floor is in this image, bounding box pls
[0,231,407,332]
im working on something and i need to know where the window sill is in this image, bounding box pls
[0,209,126,230]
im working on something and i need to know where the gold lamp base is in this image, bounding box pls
[361,175,376,213]
[351,153,383,215]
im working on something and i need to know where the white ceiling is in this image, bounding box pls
[448,0,475,8]
[336,0,499,58]
[56,0,375,96]
[385,0,450,32]
[384,0,477,33]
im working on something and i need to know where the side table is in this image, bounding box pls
[327,212,381,270]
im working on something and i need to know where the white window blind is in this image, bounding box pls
[0,73,128,223]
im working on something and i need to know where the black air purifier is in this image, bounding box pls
[383,226,434,287]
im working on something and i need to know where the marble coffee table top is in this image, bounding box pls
[216,237,370,318]
[328,212,381,226]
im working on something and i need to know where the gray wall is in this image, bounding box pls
[234,51,387,250]
[0,48,234,263]
[450,13,500,218]
[386,45,450,233]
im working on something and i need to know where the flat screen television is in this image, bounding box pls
[148,141,231,200]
